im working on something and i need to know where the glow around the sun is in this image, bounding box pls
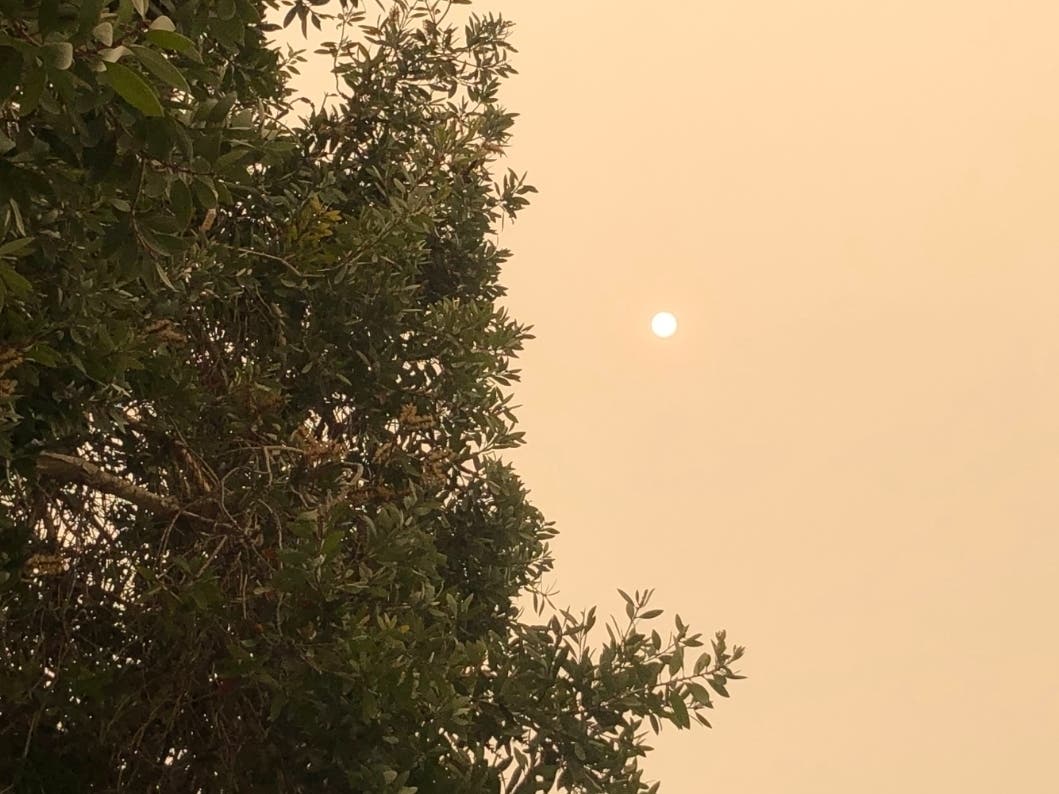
[651,311,678,338]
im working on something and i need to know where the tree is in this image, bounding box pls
[0,0,745,790]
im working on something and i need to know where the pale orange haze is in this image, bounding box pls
[284,1,1059,790]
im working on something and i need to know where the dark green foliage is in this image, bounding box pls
[0,0,744,790]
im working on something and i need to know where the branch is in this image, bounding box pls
[35,452,199,521]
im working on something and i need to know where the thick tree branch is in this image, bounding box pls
[36,452,185,519]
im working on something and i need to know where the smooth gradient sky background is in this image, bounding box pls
[285,2,1059,790]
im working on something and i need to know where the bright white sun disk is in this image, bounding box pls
[651,312,678,338]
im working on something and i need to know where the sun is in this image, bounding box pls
[651,311,678,338]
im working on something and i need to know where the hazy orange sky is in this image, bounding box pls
[285,2,1059,790]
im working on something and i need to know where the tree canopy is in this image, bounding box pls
[0,0,744,790]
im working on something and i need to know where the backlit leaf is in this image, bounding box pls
[91,22,113,46]
[103,62,163,116]
[0,263,31,297]
[45,42,73,71]
[100,46,131,63]
[144,29,197,55]
[129,45,189,92]
[0,236,35,257]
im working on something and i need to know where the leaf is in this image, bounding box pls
[100,46,131,63]
[25,343,60,367]
[640,608,663,620]
[215,147,253,171]
[0,47,21,105]
[45,42,73,71]
[149,15,176,32]
[66,351,87,375]
[234,0,261,23]
[78,0,107,33]
[693,652,712,675]
[668,691,690,729]
[713,629,727,657]
[144,30,197,55]
[131,0,148,18]
[668,645,684,676]
[0,236,35,257]
[129,45,189,92]
[38,0,59,35]
[92,22,114,47]
[289,510,317,539]
[268,692,286,721]
[188,583,210,610]
[215,180,232,205]
[686,681,712,708]
[707,676,730,698]
[169,179,192,226]
[103,62,163,116]
[139,227,187,258]
[18,65,45,116]
[0,263,31,298]
[208,93,235,123]
[152,261,174,290]
[320,529,343,557]
[191,177,217,209]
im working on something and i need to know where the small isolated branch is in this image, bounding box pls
[35,452,192,521]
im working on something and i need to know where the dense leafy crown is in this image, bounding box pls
[0,0,744,791]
